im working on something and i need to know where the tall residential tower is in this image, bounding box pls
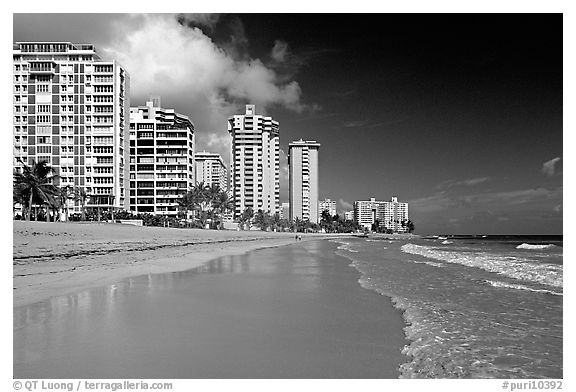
[194,151,227,191]
[13,42,130,215]
[228,105,279,217]
[289,139,320,223]
[129,99,195,217]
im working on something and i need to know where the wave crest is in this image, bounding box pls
[516,243,556,250]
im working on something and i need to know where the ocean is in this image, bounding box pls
[333,235,563,378]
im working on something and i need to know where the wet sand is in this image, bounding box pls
[14,240,408,378]
[13,221,336,307]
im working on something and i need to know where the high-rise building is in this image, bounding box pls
[13,42,130,215]
[228,104,279,218]
[195,151,227,191]
[129,99,195,216]
[318,198,336,218]
[353,196,409,232]
[280,202,290,220]
[289,139,320,223]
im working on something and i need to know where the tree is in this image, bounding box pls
[74,187,90,221]
[254,209,273,231]
[13,159,59,221]
[211,190,234,229]
[237,207,254,230]
[177,191,195,226]
[57,186,74,222]
[406,220,415,233]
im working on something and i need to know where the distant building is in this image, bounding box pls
[280,202,290,220]
[195,151,227,191]
[289,139,320,223]
[228,104,279,218]
[353,196,409,232]
[318,198,337,218]
[344,210,354,221]
[13,42,130,216]
[129,99,195,217]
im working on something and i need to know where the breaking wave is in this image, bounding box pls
[516,243,556,250]
[401,244,562,288]
[485,280,562,296]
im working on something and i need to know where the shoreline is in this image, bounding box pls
[15,236,408,378]
[13,221,346,307]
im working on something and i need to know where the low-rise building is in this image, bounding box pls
[353,196,409,232]
[318,198,337,218]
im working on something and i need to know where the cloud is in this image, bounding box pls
[342,120,367,128]
[463,177,489,186]
[271,40,289,62]
[407,186,562,234]
[542,157,561,177]
[338,199,353,211]
[176,13,222,31]
[436,177,490,189]
[339,118,406,130]
[206,132,231,153]
[102,14,312,161]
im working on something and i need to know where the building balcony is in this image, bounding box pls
[28,62,56,74]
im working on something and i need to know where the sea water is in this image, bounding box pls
[334,235,563,378]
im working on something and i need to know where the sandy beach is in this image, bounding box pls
[13,221,335,307]
[14,239,408,378]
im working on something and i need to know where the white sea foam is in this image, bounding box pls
[441,240,454,245]
[336,243,359,252]
[485,280,562,296]
[516,243,556,250]
[401,244,563,288]
[409,259,446,268]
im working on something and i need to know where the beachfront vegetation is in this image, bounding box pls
[177,182,233,229]
[13,161,411,233]
[371,218,416,234]
[319,210,362,233]
[13,159,59,221]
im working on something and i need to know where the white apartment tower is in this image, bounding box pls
[353,196,409,232]
[228,105,280,218]
[13,42,130,214]
[289,139,320,223]
[129,99,195,216]
[318,198,337,218]
[195,151,227,191]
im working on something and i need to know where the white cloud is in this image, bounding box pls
[437,177,490,189]
[176,13,221,30]
[338,199,353,211]
[542,157,561,177]
[102,14,309,163]
[271,40,289,62]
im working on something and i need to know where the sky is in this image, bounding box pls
[12,13,563,234]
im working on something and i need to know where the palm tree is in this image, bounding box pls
[237,207,254,230]
[74,187,90,221]
[190,181,211,227]
[211,190,234,229]
[177,191,195,226]
[57,186,74,222]
[13,159,59,221]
